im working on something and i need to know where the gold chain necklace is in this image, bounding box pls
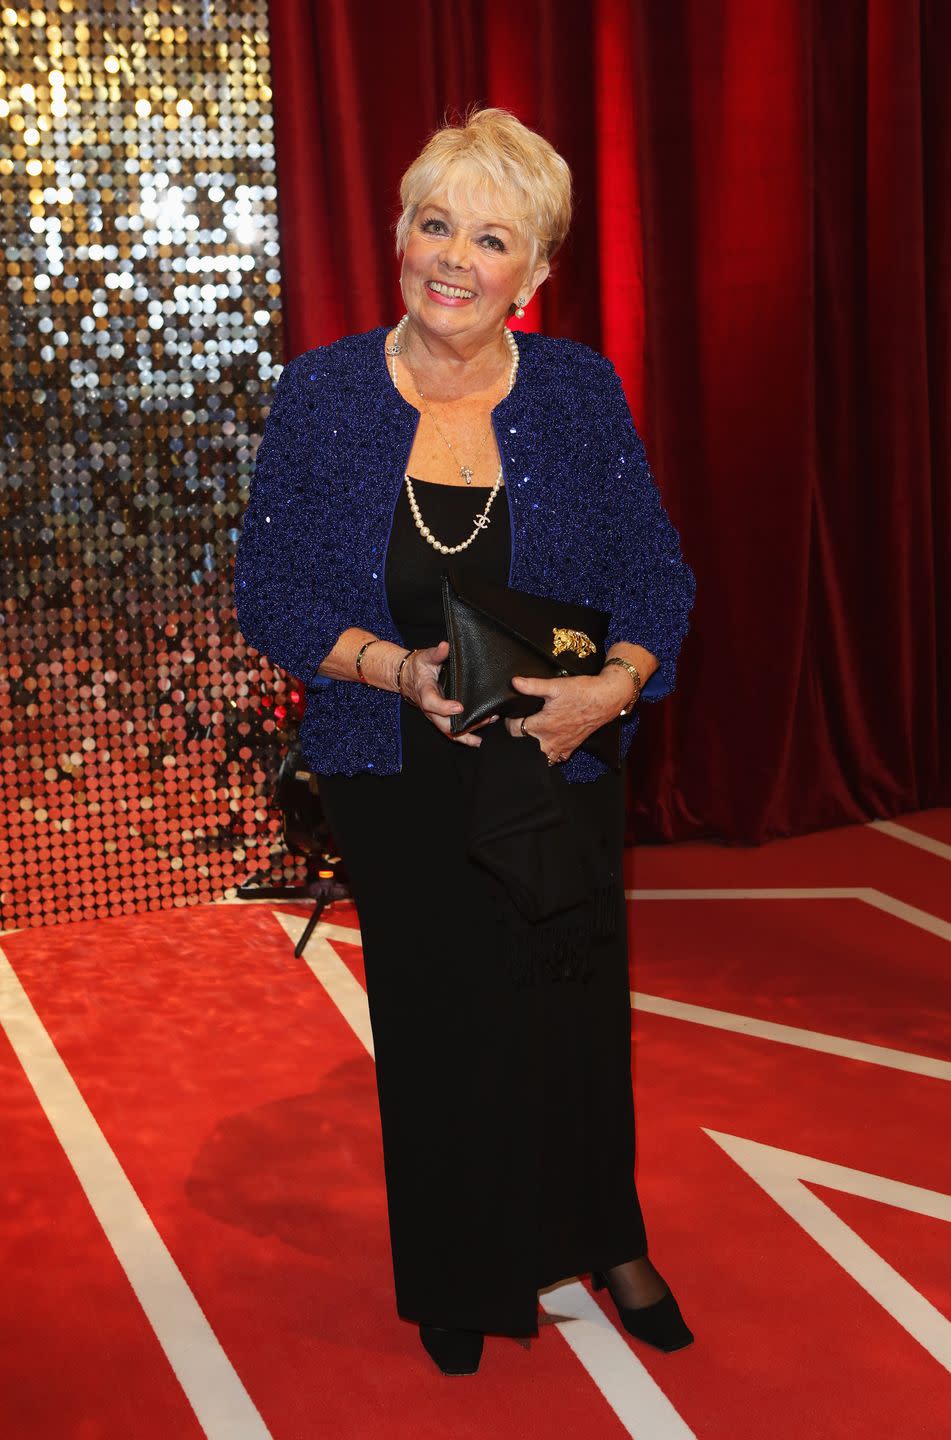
[387,314,520,555]
[390,312,518,485]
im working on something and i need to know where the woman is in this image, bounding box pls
[235,108,697,1376]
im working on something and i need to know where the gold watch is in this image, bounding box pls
[603,656,642,716]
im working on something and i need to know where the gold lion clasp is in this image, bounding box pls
[552,626,596,659]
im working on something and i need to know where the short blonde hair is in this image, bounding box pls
[394,107,573,274]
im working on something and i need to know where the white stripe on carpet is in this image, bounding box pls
[706,1129,951,1374]
[0,946,273,1440]
[867,818,951,862]
[270,915,374,1054]
[539,1280,697,1439]
[632,992,951,1081]
[626,885,951,944]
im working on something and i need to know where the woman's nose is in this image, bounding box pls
[440,231,472,267]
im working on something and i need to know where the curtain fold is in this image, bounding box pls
[267,0,950,843]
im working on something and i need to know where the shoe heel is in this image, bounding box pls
[419,1323,484,1376]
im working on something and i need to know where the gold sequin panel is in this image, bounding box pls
[0,0,299,928]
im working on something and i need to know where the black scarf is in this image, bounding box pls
[464,720,618,988]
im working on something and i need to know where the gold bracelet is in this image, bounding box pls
[395,648,418,694]
[355,637,383,684]
[603,655,642,716]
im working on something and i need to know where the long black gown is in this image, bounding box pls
[316,477,648,1337]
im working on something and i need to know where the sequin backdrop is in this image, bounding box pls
[0,1,295,929]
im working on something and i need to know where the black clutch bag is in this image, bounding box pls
[439,568,622,771]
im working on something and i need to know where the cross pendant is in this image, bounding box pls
[460,466,474,485]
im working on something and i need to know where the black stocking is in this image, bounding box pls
[602,1255,669,1309]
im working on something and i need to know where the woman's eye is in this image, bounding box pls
[421,218,446,234]
[481,235,506,252]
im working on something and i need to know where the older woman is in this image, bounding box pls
[235,108,696,1376]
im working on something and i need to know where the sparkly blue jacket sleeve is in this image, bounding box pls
[594,355,696,702]
[234,350,347,688]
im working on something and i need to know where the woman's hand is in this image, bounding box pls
[400,640,498,748]
[503,668,634,763]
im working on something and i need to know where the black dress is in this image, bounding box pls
[316,477,648,1337]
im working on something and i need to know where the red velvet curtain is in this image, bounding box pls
[267,0,950,844]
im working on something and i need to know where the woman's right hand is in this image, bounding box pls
[399,639,497,747]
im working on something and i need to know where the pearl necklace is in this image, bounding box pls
[387,314,519,555]
[404,471,504,555]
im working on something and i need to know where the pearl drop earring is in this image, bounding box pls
[515,296,526,319]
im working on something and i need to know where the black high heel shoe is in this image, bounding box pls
[591,1269,694,1353]
[419,1323,485,1375]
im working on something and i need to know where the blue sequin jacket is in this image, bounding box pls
[234,325,696,783]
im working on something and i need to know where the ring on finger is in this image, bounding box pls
[519,715,531,739]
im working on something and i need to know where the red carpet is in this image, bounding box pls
[1,809,949,1438]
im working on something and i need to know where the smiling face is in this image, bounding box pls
[400,188,550,352]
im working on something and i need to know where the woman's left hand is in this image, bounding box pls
[504,668,635,763]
